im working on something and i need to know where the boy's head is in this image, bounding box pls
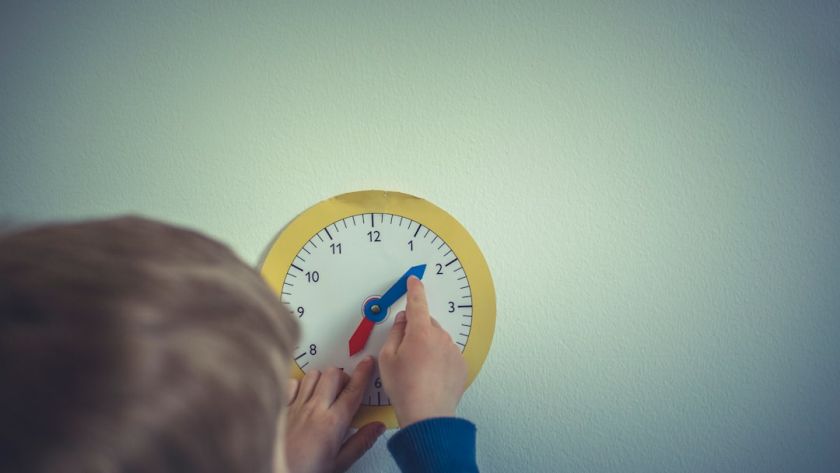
[0,217,299,473]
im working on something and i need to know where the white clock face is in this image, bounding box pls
[280,212,473,406]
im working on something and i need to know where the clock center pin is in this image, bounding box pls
[362,295,388,323]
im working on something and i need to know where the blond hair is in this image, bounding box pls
[0,217,298,473]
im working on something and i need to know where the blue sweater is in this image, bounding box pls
[387,418,478,472]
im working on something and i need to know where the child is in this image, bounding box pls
[0,217,478,473]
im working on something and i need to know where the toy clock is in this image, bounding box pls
[260,190,495,428]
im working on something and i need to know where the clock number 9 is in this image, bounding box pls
[296,306,304,317]
[305,271,319,283]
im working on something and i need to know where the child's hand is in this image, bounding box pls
[378,276,468,427]
[284,358,385,473]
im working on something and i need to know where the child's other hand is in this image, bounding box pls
[378,276,468,427]
[284,358,385,473]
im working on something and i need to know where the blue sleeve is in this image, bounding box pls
[387,417,479,473]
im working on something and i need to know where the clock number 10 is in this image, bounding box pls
[305,271,319,283]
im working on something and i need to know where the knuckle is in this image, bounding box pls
[343,380,361,397]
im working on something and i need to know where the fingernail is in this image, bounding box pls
[395,311,406,323]
[374,422,387,435]
[362,355,374,365]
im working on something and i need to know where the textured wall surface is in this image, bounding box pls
[2,1,839,471]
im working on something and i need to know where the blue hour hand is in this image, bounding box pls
[368,264,427,318]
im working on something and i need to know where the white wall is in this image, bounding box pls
[2,2,839,471]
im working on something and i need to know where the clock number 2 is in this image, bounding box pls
[435,263,444,275]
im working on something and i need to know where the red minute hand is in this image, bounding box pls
[348,318,375,356]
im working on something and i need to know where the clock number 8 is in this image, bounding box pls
[309,344,317,355]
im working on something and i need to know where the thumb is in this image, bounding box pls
[333,422,386,472]
[380,310,407,356]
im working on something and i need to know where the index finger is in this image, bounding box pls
[405,276,431,328]
[333,356,375,415]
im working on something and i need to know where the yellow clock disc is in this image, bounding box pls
[260,190,495,428]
